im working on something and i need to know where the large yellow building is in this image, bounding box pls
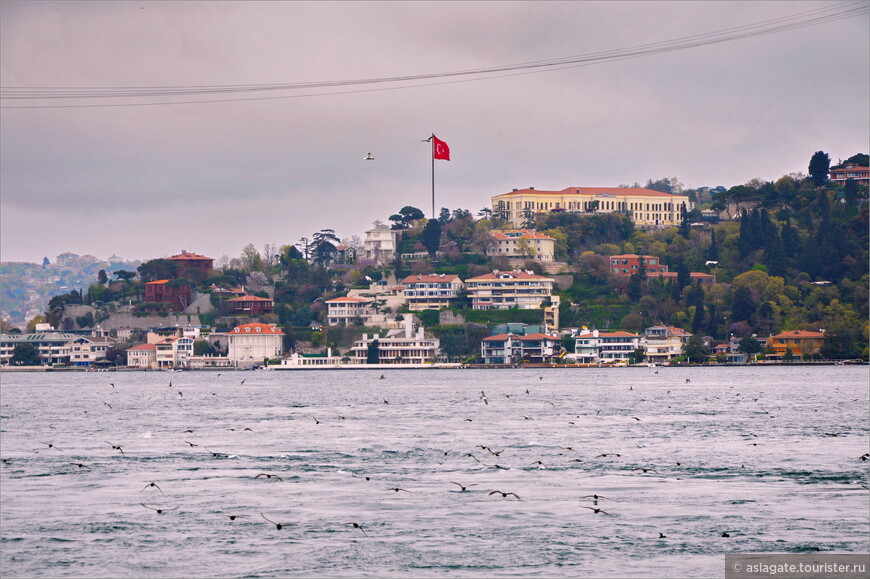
[492,186,691,228]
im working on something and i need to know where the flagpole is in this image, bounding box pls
[430,133,436,219]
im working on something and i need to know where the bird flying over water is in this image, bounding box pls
[581,506,615,516]
[254,473,283,481]
[141,503,178,514]
[142,482,164,494]
[450,482,476,491]
[489,490,520,499]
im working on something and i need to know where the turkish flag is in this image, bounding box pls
[433,136,450,160]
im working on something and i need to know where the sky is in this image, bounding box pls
[1,1,868,265]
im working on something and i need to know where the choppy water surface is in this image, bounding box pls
[1,366,868,578]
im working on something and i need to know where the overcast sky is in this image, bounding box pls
[1,1,867,265]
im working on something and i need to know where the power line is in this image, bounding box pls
[1,2,866,109]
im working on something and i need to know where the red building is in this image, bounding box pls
[227,295,274,315]
[829,163,869,186]
[609,254,669,275]
[169,250,214,278]
[144,280,191,310]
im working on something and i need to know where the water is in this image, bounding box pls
[1,366,868,578]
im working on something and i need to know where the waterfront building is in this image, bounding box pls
[491,186,690,228]
[68,335,116,367]
[154,336,195,368]
[768,330,826,358]
[643,326,692,363]
[480,332,562,364]
[226,323,284,368]
[349,319,440,364]
[573,330,641,364]
[126,343,157,369]
[0,331,79,365]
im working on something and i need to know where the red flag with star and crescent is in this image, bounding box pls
[432,136,450,161]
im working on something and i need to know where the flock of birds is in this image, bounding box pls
[4,369,869,548]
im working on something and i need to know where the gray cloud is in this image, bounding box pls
[1,1,867,263]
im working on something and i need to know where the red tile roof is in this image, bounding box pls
[127,343,157,351]
[491,230,555,241]
[401,274,462,283]
[466,270,554,282]
[230,323,284,335]
[770,330,825,339]
[145,279,171,285]
[169,250,213,261]
[227,295,273,302]
[497,187,683,198]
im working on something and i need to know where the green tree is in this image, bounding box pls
[310,229,341,265]
[97,269,108,285]
[137,259,176,282]
[11,343,40,366]
[684,334,708,363]
[389,206,425,230]
[366,339,380,363]
[420,218,442,259]
[738,337,762,360]
[808,150,830,187]
[194,339,216,356]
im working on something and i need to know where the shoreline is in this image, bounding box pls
[1,360,866,372]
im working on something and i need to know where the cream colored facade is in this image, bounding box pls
[465,270,554,310]
[401,274,464,311]
[226,323,284,366]
[326,296,376,326]
[492,186,690,228]
[490,230,556,262]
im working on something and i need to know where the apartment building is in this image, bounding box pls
[401,274,464,311]
[465,270,554,310]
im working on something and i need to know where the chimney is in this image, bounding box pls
[529,187,535,190]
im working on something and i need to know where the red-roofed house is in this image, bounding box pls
[829,163,869,186]
[227,295,274,315]
[465,270,554,310]
[227,323,284,367]
[168,250,214,277]
[154,336,195,368]
[768,330,825,358]
[492,186,691,228]
[144,279,191,310]
[401,274,464,311]
[127,343,157,369]
[326,296,375,326]
[490,230,556,262]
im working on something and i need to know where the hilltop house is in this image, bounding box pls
[492,186,690,228]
